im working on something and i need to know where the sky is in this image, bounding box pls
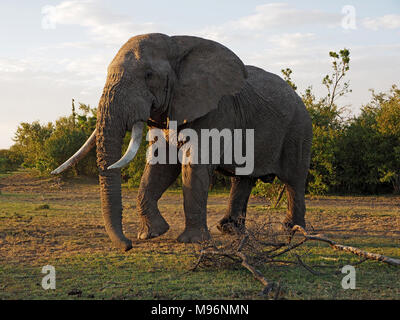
[0,0,399,149]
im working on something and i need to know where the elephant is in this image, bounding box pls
[52,33,313,251]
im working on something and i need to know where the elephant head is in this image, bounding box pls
[52,33,248,251]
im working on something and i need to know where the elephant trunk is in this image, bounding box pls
[96,86,132,251]
[99,166,132,251]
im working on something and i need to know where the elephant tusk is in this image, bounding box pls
[51,129,97,175]
[107,122,144,170]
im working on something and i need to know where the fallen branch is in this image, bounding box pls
[191,232,276,297]
[237,251,274,295]
[269,238,307,258]
[236,233,275,295]
[295,254,323,275]
[292,225,400,266]
[190,221,400,299]
[190,248,240,271]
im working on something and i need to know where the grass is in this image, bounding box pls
[0,170,399,300]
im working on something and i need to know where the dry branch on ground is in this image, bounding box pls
[190,221,400,298]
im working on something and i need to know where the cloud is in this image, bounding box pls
[28,0,159,91]
[197,3,340,43]
[42,0,157,46]
[362,14,400,30]
[0,58,31,73]
[193,4,399,117]
[0,0,160,113]
[236,3,340,30]
[268,32,316,49]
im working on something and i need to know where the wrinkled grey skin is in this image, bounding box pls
[95,33,312,251]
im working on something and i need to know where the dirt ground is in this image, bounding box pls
[1,171,400,261]
[1,170,399,299]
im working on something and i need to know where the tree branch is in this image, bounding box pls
[292,225,400,266]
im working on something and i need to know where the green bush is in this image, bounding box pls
[333,86,400,194]
[11,103,97,176]
[0,149,23,173]
[43,116,97,176]
[252,178,286,206]
[0,157,8,173]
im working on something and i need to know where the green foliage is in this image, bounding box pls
[252,178,286,206]
[322,49,352,108]
[304,78,400,194]
[43,115,97,176]
[285,49,399,195]
[335,86,400,194]
[121,126,149,188]
[209,172,230,191]
[300,49,351,194]
[12,121,54,169]
[302,88,342,194]
[0,149,23,173]
[281,68,297,91]
[11,103,98,176]
[334,111,386,193]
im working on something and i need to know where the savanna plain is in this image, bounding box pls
[1,169,399,300]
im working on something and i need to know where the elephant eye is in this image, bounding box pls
[145,71,153,80]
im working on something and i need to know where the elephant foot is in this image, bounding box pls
[177,227,211,243]
[217,217,245,235]
[110,237,133,252]
[138,214,170,240]
[282,217,306,243]
[283,217,306,231]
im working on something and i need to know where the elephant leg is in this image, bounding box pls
[137,162,181,240]
[280,133,311,233]
[177,164,211,243]
[283,182,306,229]
[217,176,255,234]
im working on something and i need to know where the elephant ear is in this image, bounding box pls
[169,36,247,126]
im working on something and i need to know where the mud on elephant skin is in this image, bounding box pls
[52,33,312,251]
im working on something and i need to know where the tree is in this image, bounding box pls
[334,107,386,193]
[333,85,400,194]
[12,102,98,176]
[12,121,54,169]
[302,49,351,194]
[281,68,297,91]
[370,86,400,193]
[0,149,23,173]
[43,103,98,176]
[322,49,352,109]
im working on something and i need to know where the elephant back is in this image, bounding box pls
[245,65,304,120]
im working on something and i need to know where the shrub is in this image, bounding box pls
[252,178,286,206]
[0,149,23,173]
[11,103,98,176]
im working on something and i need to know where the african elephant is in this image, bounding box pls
[52,33,312,251]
